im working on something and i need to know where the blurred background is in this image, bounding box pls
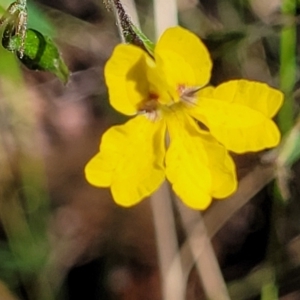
[0,0,299,299]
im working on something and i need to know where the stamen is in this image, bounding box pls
[178,85,202,105]
[138,92,160,121]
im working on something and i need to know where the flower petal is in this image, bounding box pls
[146,59,173,106]
[85,116,166,206]
[189,98,281,153]
[155,27,212,101]
[104,44,151,115]
[165,110,237,210]
[211,80,284,118]
[200,131,237,199]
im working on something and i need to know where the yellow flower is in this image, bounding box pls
[85,26,283,210]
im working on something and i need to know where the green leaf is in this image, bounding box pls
[3,28,70,84]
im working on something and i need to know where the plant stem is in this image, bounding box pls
[278,0,296,135]
[151,2,187,298]
[153,0,178,36]
[176,200,231,300]
[151,183,185,300]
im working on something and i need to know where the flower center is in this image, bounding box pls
[138,84,201,121]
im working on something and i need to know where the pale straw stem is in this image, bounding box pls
[153,0,178,36]
[176,199,231,300]
[115,1,186,299]
[152,0,187,293]
[151,182,185,300]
